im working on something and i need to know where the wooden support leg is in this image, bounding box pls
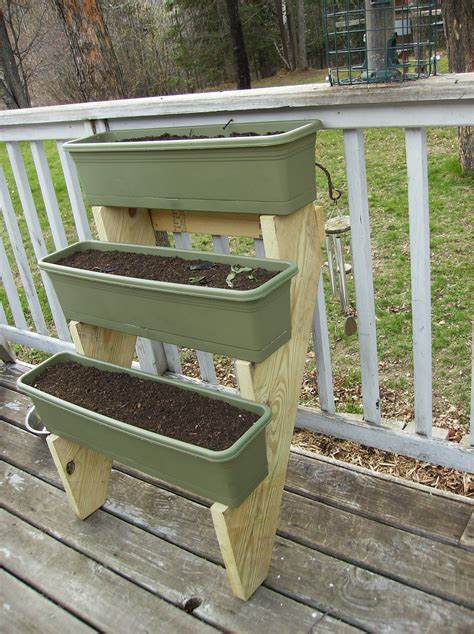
[0,334,15,363]
[46,207,154,519]
[47,435,113,520]
[211,203,324,600]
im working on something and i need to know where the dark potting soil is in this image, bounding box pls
[119,131,284,142]
[57,249,278,290]
[33,361,260,451]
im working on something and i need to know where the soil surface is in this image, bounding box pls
[33,361,260,451]
[119,131,284,142]
[57,249,278,290]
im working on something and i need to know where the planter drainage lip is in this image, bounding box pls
[17,352,272,463]
[39,240,299,302]
[63,120,322,153]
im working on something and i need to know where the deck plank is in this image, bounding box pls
[1,570,97,634]
[2,416,473,607]
[2,423,474,632]
[3,380,472,549]
[0,461,359,634]
[0,509,217,634]
[285,451,473,546]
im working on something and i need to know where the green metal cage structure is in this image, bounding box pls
[322,0,442,85]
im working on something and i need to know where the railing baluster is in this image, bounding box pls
[254,238,265,258]
[405,128,432,438]
[30,141,68,250]
[6,142,71,342]
[0,234,28,330]
[312,272,336,413]
[56,141,92,241]
[173,231,218,384]
[343,129,381,424]
[0,168,48,335]
[212,234,230,254]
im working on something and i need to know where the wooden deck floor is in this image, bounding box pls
[1,360,473,633]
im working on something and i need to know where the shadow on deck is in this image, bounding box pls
[1,361,473,633]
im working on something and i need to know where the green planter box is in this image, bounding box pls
[63,120,321,214]
[39,241,298,362]
[18,352,272,507]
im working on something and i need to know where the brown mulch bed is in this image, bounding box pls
[180,352,473,498]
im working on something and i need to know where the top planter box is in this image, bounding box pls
[63,120,321,214]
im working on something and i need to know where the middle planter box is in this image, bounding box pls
[40,241,298,362]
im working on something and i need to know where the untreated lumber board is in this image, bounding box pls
[47,434,113,520]
[0,510,216,634]
[151,209,262,238]
[0,462,358,634]
[3,423,474,632]
[1,569,96,634]
[285,452,474,548]
[69,322,136,365]
[212,203,324,599]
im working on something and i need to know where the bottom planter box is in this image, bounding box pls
[18,352,272,507]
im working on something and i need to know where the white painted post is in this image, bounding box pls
[312,272,336,413]
[0,235,28,330]
[343,129,381,424]
[0,168,48,335]
[405,128,432,438]
[6,142,71,342]
[212,234,231,254]
[56,141,92,241]
[30,141,68,250]
[254,238,265,258]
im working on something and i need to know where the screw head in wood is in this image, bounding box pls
[66,460,75,475]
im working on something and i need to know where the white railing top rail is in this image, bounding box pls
[0,73,473,137]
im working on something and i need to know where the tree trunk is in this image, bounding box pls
[0,8,30,108]
[53,0,124,102]
[225,0,251,89]
[275,0,290,68]
[296,0,307,70]
[441,0,474,172]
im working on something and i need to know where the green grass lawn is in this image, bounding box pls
[1,97,472,428]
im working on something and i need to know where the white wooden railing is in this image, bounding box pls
[1,73,473,472]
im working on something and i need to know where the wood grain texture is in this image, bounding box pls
[1,569,95,634]
[2,384,471,547]
[0,510,215,634]
[151,209,262,238]
[92,205,156,245]
[461,512,474,548]
[46,434,113,520]
[1,461,357,634]
[70,321,136,366]
[3,421,474,631]
[211,203,324,600]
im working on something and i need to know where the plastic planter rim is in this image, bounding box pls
[17,351,272,463]
[39,240,298,303]
[63,120,322,153]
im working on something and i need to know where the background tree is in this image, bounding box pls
[53,0,124,102]
[0,7,29,107]
[441,0,473,172]
[225,0,251,88]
